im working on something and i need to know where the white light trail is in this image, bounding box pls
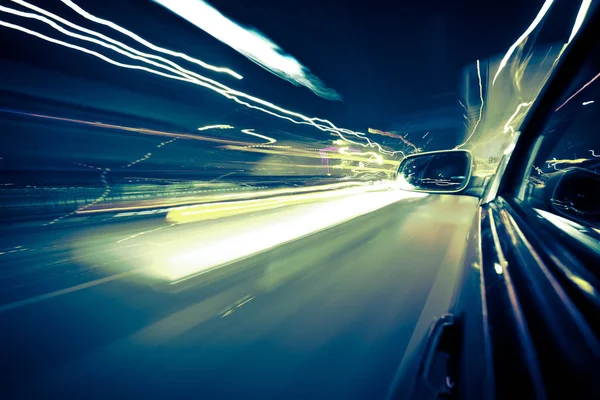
[12,0,237,83]
[197,124,234,131]
[582,100,595,106]
[55,0,242,79]
[492,0,554,86]
[241,129,277,144]
[1,3,231,86]
[568,0,592,43]
[161,187,426,281]
[503,101,533,134]
[153,0,341,101]
[2,2,393,156]
[456,59,484,149]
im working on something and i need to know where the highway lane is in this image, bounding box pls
[0,193,479,399]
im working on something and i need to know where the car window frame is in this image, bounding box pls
[497,3,599,204]
[484,0,600,355]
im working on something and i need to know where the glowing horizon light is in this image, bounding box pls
[153,0,341,101]
[197,124,234,131]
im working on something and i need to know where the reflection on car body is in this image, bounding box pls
[394,4,600,398]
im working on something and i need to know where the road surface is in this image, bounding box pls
[0,192,479,399]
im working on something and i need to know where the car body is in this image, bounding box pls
[392,4,600,398]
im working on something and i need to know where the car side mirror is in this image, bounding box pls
[396,150,473,193]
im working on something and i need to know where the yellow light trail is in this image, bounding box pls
[222,145,398,168]
[78,181,378,214]
[165,182,389,225]
[235,160,393,173]
[339,147,383,165]
[4,1,395,156]
[158,185,426,281]
[546,157,590,168]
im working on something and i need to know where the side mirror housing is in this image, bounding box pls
[397,150,473,193]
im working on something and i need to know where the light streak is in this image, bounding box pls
[456,60,484,148]
[9,1,238,84]
[492,0,554,86]
[153,0,341,101]
[0,108,257,146]
[556,71,600,111]
[458,100,469,117]
[503,102,533,134]
[546,157,589,168]
[224,146,398,169]
[532,165,546,176]
[45,166,111,225]
[494,263,504,275]
[166,185,384,225]
[53,0,242,79]
[568,0,592,43]
[590,150,599,157]
[3,2,393,155]
[79,181,379,214]
[197,124,234,131]
[320,149,331,175]
[160,186,426,281]
[368,128,417,153]
[241,129,277,144]
[468,101,532,151]
[339,147,383,165]
[582,100,595,106]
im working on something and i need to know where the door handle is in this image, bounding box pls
[418,314,461,397]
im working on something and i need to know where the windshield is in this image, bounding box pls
[0,0,593,398]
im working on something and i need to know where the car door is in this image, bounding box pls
[458,4,600,399]
[391,4,600,399]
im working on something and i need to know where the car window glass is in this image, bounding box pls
[521,41,600,248]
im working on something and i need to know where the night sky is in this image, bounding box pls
[15,0,546,134]
[0,0,553,171]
